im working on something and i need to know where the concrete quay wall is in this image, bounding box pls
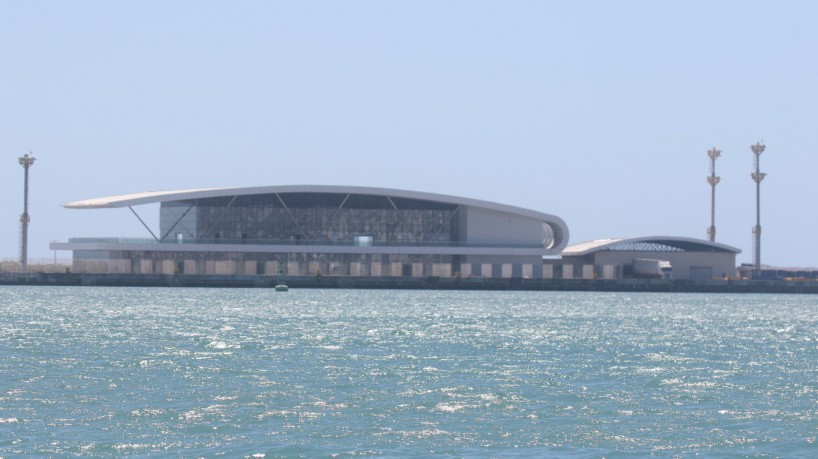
[3,272,818,294]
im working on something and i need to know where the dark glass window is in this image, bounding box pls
[190,192,460,243]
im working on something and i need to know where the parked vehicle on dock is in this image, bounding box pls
[632,258,673,279]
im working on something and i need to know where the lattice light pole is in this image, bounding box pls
[19,153,36,272]
[750,142,767,279]
[707,147,721,242]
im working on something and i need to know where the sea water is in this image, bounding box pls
[1,286,816,458]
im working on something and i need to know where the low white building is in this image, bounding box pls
[558,237,741,280]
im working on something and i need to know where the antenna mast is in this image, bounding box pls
[750,142,767,279]
[19,153,36,272]
[706,147,721,242]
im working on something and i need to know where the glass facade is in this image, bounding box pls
[176,192,461,245]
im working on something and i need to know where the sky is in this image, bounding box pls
[1,1,817,267]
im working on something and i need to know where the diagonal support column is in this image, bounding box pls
[129,206,159,241]
[201,195,238,239]
[275,193,310,242]
[159,203,195,242]
[318,193,351,240]
[426,206,461,243]
[387,196,421,242]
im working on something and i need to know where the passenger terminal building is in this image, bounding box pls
[52,185,740,280]
[54,185,569,278]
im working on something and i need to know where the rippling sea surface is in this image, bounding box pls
[1,287,817,457]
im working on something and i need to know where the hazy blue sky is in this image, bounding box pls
[2,1,816,267]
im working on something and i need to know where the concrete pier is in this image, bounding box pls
[3,272,818,294]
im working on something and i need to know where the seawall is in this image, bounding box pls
[2,272,818,294]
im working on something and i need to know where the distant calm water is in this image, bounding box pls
[1,287,817,458]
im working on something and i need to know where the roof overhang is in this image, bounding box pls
[62,185,570,253]
[63,184,555,220]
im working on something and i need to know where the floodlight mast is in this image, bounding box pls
[750,142,766,279]
[19,153,36,272]
[706,148,721,242]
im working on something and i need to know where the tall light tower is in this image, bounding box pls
[707,147,721,242]
[19,153,36,272]
[750,142,766,279]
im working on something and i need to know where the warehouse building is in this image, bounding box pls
[558,237,741,280]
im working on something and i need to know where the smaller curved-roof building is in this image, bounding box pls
[53,185,569,278]
[560,236,741,280]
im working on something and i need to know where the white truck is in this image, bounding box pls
[632,258,673,279]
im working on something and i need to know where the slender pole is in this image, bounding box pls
[18,153,36,272]
[707,148,721,242]
[750,142,766,279]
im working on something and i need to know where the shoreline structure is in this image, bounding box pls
[3,272,818,294]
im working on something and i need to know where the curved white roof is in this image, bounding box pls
[563,236,741,256]
[64,187,227,209]
[64,185,568,245]
[63,184,561,222]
